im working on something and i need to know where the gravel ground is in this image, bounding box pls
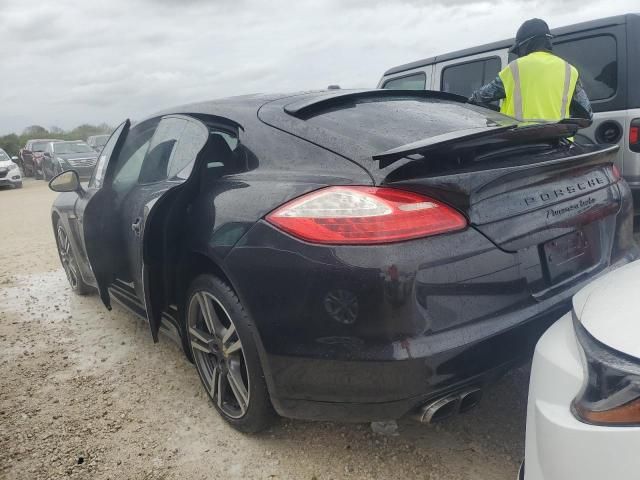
[0,179,529,480]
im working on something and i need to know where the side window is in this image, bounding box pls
[441,57,501,97]
[89,121,127,189]
[137,117,185,184]
[554,35,617,101]
[110,119,161,193]
[167,120,209,180]
[383,72,426,90]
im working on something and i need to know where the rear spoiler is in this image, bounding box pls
[372,118,592,168]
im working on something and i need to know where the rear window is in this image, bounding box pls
[302,97,517,157]
[441,57,501,98]
[554,35,617,101]
[383,73,426,90]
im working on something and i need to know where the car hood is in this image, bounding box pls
[55,152,98,160]
[572,260,640,359]
[0,160,17,168]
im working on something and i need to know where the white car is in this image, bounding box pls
[0,148,22,188]
[523,259,640,479]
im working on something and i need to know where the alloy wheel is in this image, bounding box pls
[57,226,79,290]
[188,291,250,419]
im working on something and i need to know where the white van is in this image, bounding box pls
[378,14,640,222]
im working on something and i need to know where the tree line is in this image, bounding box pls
[0,124,113,157]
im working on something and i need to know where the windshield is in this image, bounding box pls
[32,142,49,151]
[53,142,95,154]
[0,149,9,161]
[93,135,109,146]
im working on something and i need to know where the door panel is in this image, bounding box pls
[131,116,209,341]
[82,120,131,308]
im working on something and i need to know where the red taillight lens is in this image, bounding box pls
[631,119,640,153]
[266,186,467,245]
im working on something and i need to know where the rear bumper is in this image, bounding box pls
[224,215,638,422]
[268,301,566,422]
[524,313,640,480]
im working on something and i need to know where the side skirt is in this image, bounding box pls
[109,280,182,348]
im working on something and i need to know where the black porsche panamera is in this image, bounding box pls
[49,89,638,432]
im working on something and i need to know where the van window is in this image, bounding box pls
[441,57,501,97]
[383,73,426,90]
[554,35,617,101]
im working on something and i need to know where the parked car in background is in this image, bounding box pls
[42,140,99,181]
[48,89,637,433]
[86,134,110,152]
[522,259,640,480]
[19,138,59,178]
[0,148,22,188]
[378,13,640,226]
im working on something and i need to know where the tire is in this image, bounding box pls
[14,182,23,189]
[35,168,43,180]
[185,274,275,433]
[43,165,51,181]
[55,223,92,295]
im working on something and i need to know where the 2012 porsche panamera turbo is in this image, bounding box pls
[49,89,638,432]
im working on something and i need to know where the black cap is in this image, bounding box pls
[510,18,552,53]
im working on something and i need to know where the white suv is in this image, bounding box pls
[0,148,22,189]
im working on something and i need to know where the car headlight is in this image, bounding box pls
[571,315,640,425]
[56,157,69,167]
[9,163,19,171]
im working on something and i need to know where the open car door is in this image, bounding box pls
[83,119,131,310]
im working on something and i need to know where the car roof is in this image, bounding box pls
[153,89,467,126]
[383,14,634,76]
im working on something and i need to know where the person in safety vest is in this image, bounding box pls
[469,18,592,121]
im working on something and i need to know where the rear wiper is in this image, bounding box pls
[373,121,584,168]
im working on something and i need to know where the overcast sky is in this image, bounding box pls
[0,0,636,134]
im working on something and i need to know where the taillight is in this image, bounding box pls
[266,186,467,245]
[630,119,640,153]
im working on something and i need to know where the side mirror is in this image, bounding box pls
[11,156,18,161]
[49,170,82,193]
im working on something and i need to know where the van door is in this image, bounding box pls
[435,49,508,98]
[552,25,628,172]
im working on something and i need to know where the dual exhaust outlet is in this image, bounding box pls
[413,387,483,423]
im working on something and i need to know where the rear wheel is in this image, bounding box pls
[56,224,91,295]
[186,274,275,433]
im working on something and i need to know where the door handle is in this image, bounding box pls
[131,217,142,236]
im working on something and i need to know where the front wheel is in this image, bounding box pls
[56,224,91,295]
[186,274,275,433]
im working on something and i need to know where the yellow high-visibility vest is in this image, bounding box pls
[499,51,578,122]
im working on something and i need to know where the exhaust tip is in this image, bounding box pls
[414,395,459,423]
[413,387,483,423]
[458,388,482,414]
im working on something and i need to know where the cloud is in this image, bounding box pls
[0,0,636,134]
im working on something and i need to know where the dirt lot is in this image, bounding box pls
[0,179,529,480]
